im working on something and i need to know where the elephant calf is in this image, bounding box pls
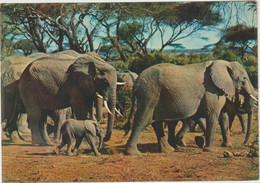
[54,119,103,156]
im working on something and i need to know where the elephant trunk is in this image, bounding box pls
[103,87,117,142]
[95,97,103,122]
[243,110,253,145]
[97,133,103,151]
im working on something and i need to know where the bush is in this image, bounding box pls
[128,52,173,74]
[114,86,133,129]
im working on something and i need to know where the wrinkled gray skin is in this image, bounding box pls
[1,53,70,143]
[19,55,117,146]
[95,70,138,121]
[1,55,49,142]
[125,60,256,155]
[54,119,103,156]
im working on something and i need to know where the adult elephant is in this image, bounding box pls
[19,55,118,145]
[1,55,50,142]
[124,60,257,155]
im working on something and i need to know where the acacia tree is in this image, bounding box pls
[2,3,105,53]
[222,24,257,60]
[155,2,221,52]
[96,2,221,62]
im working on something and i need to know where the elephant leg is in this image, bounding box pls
[54,137,67,155]
[86,134,100,156]
[167,122,179,149]
[66,136,75,156]
[237,113,246,133]
[203,113,219,151]
[48,110,66,144]
[228,113,235,133]
[39,112,53,146]
[72,137,83,154]
[219,111,232,147]
[152,122,174,153]
[202,95,226,152]
[16,113,30,134]
[27,109,45,146]
[126,98,158,155]
[197,118,206,134]
[175,119,191,147]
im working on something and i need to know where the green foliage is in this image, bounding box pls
[109,61,129,72]
[221,24,257,59]
[14,39,36,56]
[128,52,173,74]
[243,55,258,88]
[114,86,133,130]
[212,41,239,61]
[128,52,216,74]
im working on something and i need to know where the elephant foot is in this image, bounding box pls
[175,138,187,147]
[95,152,101,156]
[195,136,205,149]
[53,148,60,155]
[221,142,232,148]
[168,140,179,150]
[159,136,175,153]
[203,146,216,152]
[66,151,73,156]
[125,146,141,156]
[10,131,24,143]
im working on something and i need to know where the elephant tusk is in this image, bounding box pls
[239,97,244,106]
[117,81,126,86]
[104,100,113,116]
[115,108,124,117]
[96,92,103,99]
[250,95,258,103]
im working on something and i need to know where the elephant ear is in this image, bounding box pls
[209,61,235,96]
[84,120,97,137]
[67,58,96,79]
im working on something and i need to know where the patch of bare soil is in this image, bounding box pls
[2,114,259,182]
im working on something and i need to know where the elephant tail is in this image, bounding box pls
[123,89,136,136]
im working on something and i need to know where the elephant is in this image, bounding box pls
[1,55,43,142]
[220,93,257,146]
[1,53,67,143]
[124,60,257,155]
[95,70,138,121]
[19,55,118,146]
[54,119,103,156]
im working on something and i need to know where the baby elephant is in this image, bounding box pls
[54,119,103,156]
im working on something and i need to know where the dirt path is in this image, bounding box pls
[2,115,259,182]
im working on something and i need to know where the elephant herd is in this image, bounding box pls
[1,50,258,156]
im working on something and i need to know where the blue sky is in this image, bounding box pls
[147,1,257,50]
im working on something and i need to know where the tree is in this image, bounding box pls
[14,39,36,55]
[221,24,257,60]
[155,2,222,52]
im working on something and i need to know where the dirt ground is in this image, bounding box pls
[2,114,259,182]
